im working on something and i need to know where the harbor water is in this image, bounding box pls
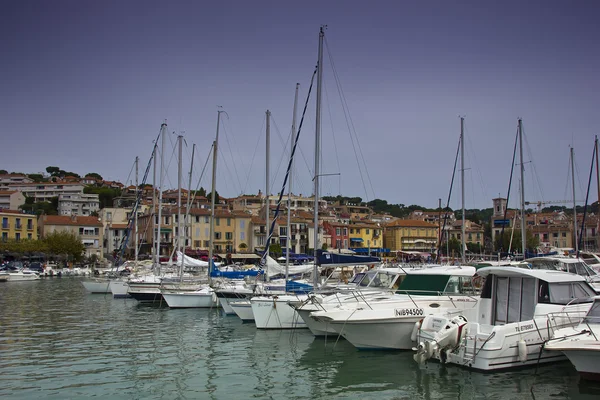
[1,278,599,399]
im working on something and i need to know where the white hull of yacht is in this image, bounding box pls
[162,290,216,308]
[251,295,308,329]
[417,314,579,371]
[81,279,111,294]
[329,315,422,349]
[557,346,600,380]
[295,307,336,336]
[230,300,255,322]
[3,271,40,281]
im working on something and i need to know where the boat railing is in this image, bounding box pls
[546,309,591,336]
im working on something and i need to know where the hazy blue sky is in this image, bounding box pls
[2,1,598,210]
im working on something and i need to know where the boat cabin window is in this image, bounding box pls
[543,282,596,305]
[583,300,600,324]
[366,272,396,289]
[350,273,366,285]
[493,276,537,325]
[480,276,492,299]
[443,276,476,294]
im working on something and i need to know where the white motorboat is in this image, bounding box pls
[294,265,464,337]
[544,295,600,380]
[413,267,595,371]
[161,286,217,308]
[2,269,40,282]
[308,266,478,349]
[525,256,600,292]
[81,278,111,294]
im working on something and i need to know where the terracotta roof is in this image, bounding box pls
[41,215,102,226]
[108,224,129,229]
[385,219,437,228]
[0,210,35,216]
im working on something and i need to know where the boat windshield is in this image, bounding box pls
[583,299,600,324]
[363,271,398,289]
[350,272,367,285]
[529,259,597,277]
[543,282,596,305]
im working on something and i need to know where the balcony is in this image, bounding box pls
[1,223,9,230]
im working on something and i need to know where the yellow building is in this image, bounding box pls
[348,223,382,249]
[384,220,438,252]
[0,210,38,241]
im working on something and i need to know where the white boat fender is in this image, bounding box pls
[518,339,527,362]
[410,319,423,342]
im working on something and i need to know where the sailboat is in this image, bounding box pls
[161,115,224,308]
[250,27,327,329]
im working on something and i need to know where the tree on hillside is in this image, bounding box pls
[85,172,103,181]
[19,195,58,216]
[206,191,220,203]
[27,173,46,182]
[43,231,85,261]
[84,186,121,209]
[46,166,60,175]
[0,169,7,174]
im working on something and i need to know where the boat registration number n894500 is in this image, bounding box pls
[395,308,424,316]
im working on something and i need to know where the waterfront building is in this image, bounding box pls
[323,221,349,250]
[0,210,38,241]
[383,219,438,252]
[348,222,384,253]
[447,220,485,249]
[38,215,104,259]
[0,190,26,210]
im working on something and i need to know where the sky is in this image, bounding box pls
[1,0,599,211]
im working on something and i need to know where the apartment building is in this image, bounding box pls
[38,215,104,259]
[383,219,438,252]
[58,193,100,216]
[0,210,38,241]
[0,190,26,210]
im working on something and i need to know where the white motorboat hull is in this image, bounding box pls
[559,346,600,380]
[3,271,40,281]
[230,300,255,322]
[251,295,308,329]
[418,316,571,371]
[329,316,421,349]
[81,279,111,294]
[295,307,336,336]
[162,290,216,308]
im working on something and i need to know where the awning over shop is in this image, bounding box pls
[350,238,363,242]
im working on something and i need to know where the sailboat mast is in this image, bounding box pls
[460,117,466,264]
[135,156,139,264]
[571,147,578,254]
[209,112,222,283]
[313,26,324,288]
[518,119,527,259]
[265,110,271,258]
[287,83,300,282]
[177,134,183,278]
[156,122,167,272]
